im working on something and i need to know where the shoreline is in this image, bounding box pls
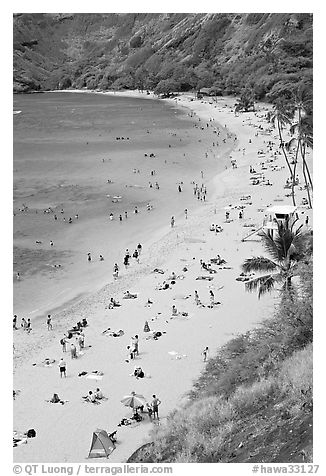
[13,89,234,324]
[13,91,312,463]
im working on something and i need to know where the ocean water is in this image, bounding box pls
[13,92,232,319]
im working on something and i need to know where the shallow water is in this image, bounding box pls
[13,92,233,319]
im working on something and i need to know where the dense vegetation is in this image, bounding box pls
[13,13,313,102]
[128,256,313,463]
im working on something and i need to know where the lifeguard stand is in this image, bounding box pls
[262,205,298,238]
[242,205,298,242]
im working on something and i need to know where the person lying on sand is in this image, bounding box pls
[107,297,121,309]
[200,260,217,273]
[152,268,164,274]
[41,358,56,367]
[118,416,140,426]
[78,370,104,378]
[102,328,124,337]
[210,255,226,266]
[123,291,138,299]
[157,281,171,290]
[145,330,165,340]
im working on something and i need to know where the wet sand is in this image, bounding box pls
[13,92,234,319]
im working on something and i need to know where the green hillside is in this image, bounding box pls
[13,13,312,100]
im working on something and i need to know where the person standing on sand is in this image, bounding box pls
[202,346,209,362]
[70,343,77,359]
[13,315,17,330]
[131,335,139,356]
[151,395,161,420]
[137,243,142,255]
[171,216,175,228]
[124,254,130,269]
[47,314,53,331]
[87,252,91,262]
[209,290,216,307]
[113,263,119,279]
[26,319,32,333]
[194,290,201,306]
[184,208,188,219]
[60,336,67,352]
[78,333,84,351]
[59,358,66,378]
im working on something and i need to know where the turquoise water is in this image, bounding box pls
[13,92,232,318]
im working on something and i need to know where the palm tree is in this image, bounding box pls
[234,88,255,113]
[267,100,295,180]
[288,114,313,208]
[241,219,311,299]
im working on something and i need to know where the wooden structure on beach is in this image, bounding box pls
[242,205,298,242]
[262,205,298,238]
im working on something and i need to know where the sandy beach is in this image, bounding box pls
[13,91,313,463]
[13,90,233,320]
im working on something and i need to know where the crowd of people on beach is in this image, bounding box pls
[13,93,312,460]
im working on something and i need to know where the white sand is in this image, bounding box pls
[13,92,312,463]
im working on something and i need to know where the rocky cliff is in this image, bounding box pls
[13,13,312,100]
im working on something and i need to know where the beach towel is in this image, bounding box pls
[86,374,103,381]
[196,276,213,281]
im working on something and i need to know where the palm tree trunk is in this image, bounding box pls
[277,119,293,179]
[301,144,313,191]
[300,142,312,208]
[291,140,300,206]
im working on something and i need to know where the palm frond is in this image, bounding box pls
[259,229,285,262]
[242,257,277,274]
[285,137,297,151]
[258,275,278,299]
[244,274,277,298]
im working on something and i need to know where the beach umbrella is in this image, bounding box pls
[121,392,146,409]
